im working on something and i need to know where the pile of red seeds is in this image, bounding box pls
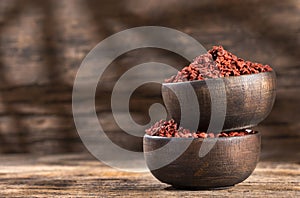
[145,119,256,138]
[165,46,272,83]
[165,53,221,82]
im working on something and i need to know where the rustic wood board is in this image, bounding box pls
[0,0,299,154]
[0,154,299,197]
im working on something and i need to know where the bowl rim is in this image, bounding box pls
[144,131,260,141]
[162,71,275,86]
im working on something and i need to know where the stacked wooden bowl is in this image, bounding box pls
[144,71,276,189]
[161,71,276,131]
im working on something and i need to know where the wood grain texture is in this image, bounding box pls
[0,1,298,196]
[0,154,299,197]
[0,0,299,154]
[144,133,261,189]
[162,72,276,131]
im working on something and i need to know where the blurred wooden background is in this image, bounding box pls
[0,0,299,162]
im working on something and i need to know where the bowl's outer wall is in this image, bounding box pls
[162,72,276,131]
[144,133,261,189]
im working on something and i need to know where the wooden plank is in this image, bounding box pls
[263,88,300,125]
[0,0,299,155]
[0,154,298,197]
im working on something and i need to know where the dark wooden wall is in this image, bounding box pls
[0,0,299,159]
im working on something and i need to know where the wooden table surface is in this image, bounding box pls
[0,154,299,197]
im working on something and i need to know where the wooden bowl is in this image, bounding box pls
[143,132,261,189]
[162,71,276,131]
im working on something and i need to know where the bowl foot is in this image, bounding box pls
[169,185,235,191]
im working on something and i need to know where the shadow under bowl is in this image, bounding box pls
[162,71,276,131]
[143,132,261,190]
